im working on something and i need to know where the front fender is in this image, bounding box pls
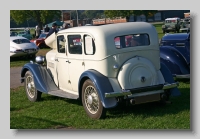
[79,70,117,109]
[21,63,58,93]
[160,46,190,75]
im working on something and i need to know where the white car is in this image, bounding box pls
[20,22,180,119]
[10,36,39,58]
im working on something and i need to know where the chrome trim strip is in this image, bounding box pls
[105,82,179,98]
[174,74,190,79]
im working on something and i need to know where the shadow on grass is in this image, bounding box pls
[10,116,74,129]
[41,94,82,106]
[106,87,190,119]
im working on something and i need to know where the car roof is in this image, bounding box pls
[165,18,180,20]
[10,36,28,41]
[57,22,157,38]
[161,33,189,41]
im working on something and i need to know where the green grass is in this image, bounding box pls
[10,82,190,129]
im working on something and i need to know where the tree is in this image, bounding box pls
[104,10,158,21]
[10,10,61,29]
[104,10,134,21]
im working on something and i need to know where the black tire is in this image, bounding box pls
[24,71,42,102]
[82,79,106,119]
[163,30,165,34]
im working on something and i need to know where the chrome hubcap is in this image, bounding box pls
[26,75,35,98]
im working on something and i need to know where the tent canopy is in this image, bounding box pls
[46,21,64,27]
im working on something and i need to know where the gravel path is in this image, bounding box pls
[10,67,23,88]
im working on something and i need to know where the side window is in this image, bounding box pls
[84,35,95,55]
[57,35,65,53]
[114,34,150,49]
[68,35,82,54]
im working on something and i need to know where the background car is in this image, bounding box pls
[10,36,39,58]
[30,32,48,49]
[17,31,32,40]
[159,33,190,80]
[179,18,190,32]
[162,17,181,33]
[10,31,18,36]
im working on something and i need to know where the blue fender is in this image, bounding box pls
[78,70,117,109]
[160,46,190,75]
[160,62,181,96]
[21,63,57,93]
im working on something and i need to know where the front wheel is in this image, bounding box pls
[82,79,106,119]
[24,71,42,102]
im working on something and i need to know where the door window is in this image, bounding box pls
[68,35,82,54]
[57,35,65,53]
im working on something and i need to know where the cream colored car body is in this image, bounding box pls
[45,22,165,96]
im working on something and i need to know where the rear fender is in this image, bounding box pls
[160,62,181,96]
[79,70,117,109]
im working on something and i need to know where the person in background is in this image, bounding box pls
[35,25,41,39]
[44,25,50,32]
[46,23,58,38]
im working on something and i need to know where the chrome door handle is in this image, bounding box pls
[66,60,71,63]
[55,58,58,61]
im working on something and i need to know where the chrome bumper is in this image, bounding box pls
[173,74,190,79]
[105,82,179,98]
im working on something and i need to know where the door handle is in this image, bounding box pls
[55,58,58,62]
[66,60,71,63]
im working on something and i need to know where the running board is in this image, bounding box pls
[48,90,79,100]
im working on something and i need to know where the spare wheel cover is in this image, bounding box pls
[118,57,158,89]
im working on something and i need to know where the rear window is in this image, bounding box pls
[12,39,31,44]
[114,34,150,49]
[165,20,177,23]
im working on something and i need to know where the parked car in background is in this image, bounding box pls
[20,22,180,119]
[159,33,190,80]
[30,32,48,49]
[17,31,32,40]
[10,36,39,58]
[162,17,181,33]
[10,31,18,36]
[179,18,190,33]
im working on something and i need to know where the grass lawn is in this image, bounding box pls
[10,82,190,129]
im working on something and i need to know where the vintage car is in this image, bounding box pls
[159,33,190,79]
[179,18,190,33]
[10,36,39,58]
[162,17,181,33]
[20,22,180,119]
[30,32,49,49]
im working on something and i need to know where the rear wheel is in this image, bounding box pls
[24,71,42,102]
[82,79,106,119]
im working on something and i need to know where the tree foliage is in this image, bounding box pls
[104,10,158,21]
[10,10,61,29]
